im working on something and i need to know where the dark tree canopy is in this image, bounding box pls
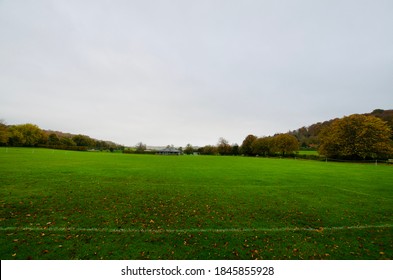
[251,136,272,156]
[72,134,95,147]
[217,137,232,155]
[0,120,8,145]
[240,134,257,156]
[184,144,194,155]
[135,142,147,153]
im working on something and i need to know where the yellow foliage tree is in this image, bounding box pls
[318,114,393,159]
[271,133,299,156]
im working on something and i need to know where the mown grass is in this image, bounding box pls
[298,150,319,155]
[1,148,392,259]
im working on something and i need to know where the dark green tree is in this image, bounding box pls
[72,134,94,147]
[184,144,194,155]
[251,136,272,156]
[240,134,257,156]
[231,144,240,155]
[60,137,76,147]
[48,133,60,146]
[199,145,217,155]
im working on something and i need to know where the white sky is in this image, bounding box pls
[1,0,392,147]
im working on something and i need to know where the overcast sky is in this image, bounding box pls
[1,0,392,147]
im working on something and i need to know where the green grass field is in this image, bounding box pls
[298,150,319,155]
[1,148,392,260]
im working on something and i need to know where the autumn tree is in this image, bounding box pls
[135,142,147,153]
[72,134,94,147]
[367,109,393,140]
[251,136,272,156]
[8,124,46,146]
[318,114,393,159]
[271,133,299,156]
[217,137,232,155]
[60,137,76,147]
[47,133,61,146]
[184,144,194,155]
[0,120,8,146]
[95,140,111,150]
[198,145,217,155]
[240,134,257,156]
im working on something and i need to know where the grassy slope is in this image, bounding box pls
[1,148,392,259]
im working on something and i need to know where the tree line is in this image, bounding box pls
[0,122,123,151]
[190,110,393,160]
[185,134,299,157]
[1,109,392,160]
[289,109,393,149]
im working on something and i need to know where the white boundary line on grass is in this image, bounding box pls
[1,224,392,234]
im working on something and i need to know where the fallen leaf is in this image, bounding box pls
[316,227,324,233]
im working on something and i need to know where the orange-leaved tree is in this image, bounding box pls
[271,133,299,156]
[318,114,393,159]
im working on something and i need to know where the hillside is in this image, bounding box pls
[0,122,123,150]
[290,109,393,149]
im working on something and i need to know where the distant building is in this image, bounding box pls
[156,147,182,155]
